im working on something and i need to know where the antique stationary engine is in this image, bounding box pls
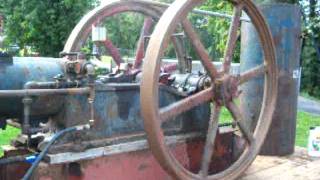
[0,0,278,180]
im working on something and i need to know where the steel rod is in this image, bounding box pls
[192,9,250,22]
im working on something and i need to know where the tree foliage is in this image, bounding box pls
[155,0,234,61]
[0,0,96,57]
[103,12,145,57]
[254,0,298,3]
[189,0,233,60]
[300,0,320,98]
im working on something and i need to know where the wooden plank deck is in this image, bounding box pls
[241,147,320,180]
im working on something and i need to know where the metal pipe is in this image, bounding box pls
[22,96,32,136]
[24,81,82,90]
[24,82,58,89]
[22,124,91,180]
[0,87,90,97]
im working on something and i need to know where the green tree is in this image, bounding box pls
[155,0,234,61]
[300,0,320,98]
[195,0,232,60]
[102,12,145,57]
[0,0,96,57]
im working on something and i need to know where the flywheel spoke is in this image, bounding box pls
[223,4,243,74]
[199,104,221,178]
[182,19,219,80]
[102,39,123,66]
[134,17,153,69]
[239,64,267,84]
[160,87,214,122]
[226,101,254,144]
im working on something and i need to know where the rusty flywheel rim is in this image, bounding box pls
[140,0,278,179]
[63,0,168,52]
[63,0,169,68]
[63,0,189,70]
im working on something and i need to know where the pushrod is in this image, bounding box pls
[192,9,250,22]
[154,2,251,22]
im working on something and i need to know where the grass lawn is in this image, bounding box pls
[0,111,319,157]
[0,126,21,157]
[219,107,320,148]
[296,111,320,147]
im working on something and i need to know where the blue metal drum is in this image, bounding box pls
[241,3,301,155]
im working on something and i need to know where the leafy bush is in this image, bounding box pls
[0,0,97,57]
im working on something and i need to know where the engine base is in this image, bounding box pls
[0,128,244,180]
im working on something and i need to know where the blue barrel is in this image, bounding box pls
[0,57,64,120]
[241,3,301,155]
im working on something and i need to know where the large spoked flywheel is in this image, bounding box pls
[140,0,278,179]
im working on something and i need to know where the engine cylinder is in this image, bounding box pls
[0,57,64,121]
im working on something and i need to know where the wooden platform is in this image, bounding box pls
[241,147,320,180]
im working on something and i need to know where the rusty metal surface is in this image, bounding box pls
[47,132,202,164]
[100,39,123,66]
[0,57,65,121]
[28,131,234,180]
[140,0,278,179]
[50,83,210,153]
[0,54,209,160]
[0,1,280,180]
[0,130,236,179]
[0,147,31,180]
[134,17,153,69]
